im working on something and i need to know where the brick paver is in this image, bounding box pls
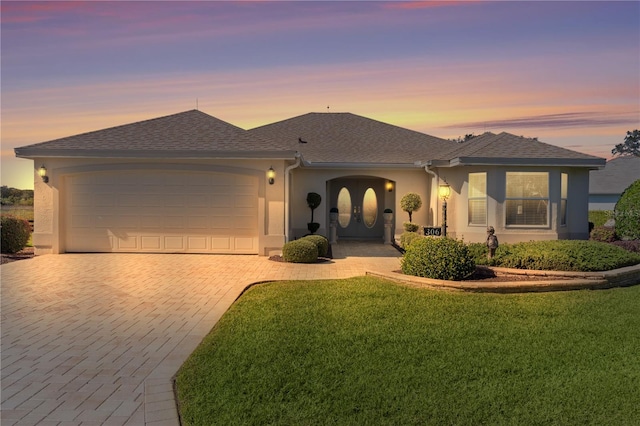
[1,241,400,425]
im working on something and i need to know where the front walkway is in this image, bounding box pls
[1,241,400,425]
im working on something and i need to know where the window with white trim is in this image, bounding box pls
[468,172,487,226]
[505,172,549,226]
[560,173,568,226]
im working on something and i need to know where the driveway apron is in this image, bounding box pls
[1,243,401,425]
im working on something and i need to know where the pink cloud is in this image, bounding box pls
[383,1,482,10]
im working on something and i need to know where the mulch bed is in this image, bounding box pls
[1,247,35,265]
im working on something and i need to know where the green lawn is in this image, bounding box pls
[176,277,640,425]
[0,205,34,221]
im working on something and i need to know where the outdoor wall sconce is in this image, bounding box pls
[267,166,275,185]
[439,181,451,237]
[38,165,49,183]
[386,181,394,192]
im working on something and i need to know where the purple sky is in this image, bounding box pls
[2,0,639,189]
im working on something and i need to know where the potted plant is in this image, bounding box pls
[307,192,322,234]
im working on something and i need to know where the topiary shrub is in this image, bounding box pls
[401,237,475,281]
[614,179,640,240]
[302,234,329,258]
[400,192,422,222]
[399,231,423,249]
[282,239,318,263]
[590,226,617,243]
[1,215,31,254]
[403,222,419,232]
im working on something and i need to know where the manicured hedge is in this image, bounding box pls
[399,231,423,249]
[1,215,31,254]
[401,237,475,281]
[470,240,640,272]
[282,239,318,263]
[302,235,329,258]
[615,179,640,240]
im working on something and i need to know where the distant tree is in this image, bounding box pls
[450,133,476,143]
[612,130,640,157]
[0,186,34,206]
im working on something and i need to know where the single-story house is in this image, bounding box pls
[589,156,640,211]
[15,110,605,256]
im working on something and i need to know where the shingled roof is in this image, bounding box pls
[436,132,605,167]
[589,156,640,194]
[249,112,457,165]
[15,110,295,159]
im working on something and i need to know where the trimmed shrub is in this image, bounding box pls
[403,222,420,232]
[466,242,490,265]
[590,226,617,243]
[401,237,475,281]
[282,239,318,263]
[1,215,31,254]
[399,231,423,249]
[614,179,640,240]
[492,240,640,272]
[302,234,329,257]
[400,193,422,222]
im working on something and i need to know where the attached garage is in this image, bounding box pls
[64,169,259,254]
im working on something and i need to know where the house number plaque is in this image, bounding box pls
[423,227,443,237]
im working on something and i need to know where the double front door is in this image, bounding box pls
[331,178,384,239]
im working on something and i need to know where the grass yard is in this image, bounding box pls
[0,205,34,221]
[176,277,640,426]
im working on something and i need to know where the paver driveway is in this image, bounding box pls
[1,243,400,425]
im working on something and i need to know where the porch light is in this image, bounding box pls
[38,165,49,183]
[438,182,451,201]
[267,166,275,185]
[385,181,394,192]
[439,181,450,237]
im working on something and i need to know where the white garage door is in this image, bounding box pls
[65,170,259,254]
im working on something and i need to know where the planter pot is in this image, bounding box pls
[383,212,393,224]
[329,212,339,223]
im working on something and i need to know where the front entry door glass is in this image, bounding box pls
[333,179,384,239]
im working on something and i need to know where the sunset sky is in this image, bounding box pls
[2,0,639,189]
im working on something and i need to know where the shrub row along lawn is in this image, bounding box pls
[468,240,640,271]
[176,277,640,425]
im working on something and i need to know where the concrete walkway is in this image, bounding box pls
[1,241,400,425]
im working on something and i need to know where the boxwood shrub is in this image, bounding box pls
[403,222,420,232]
[399,231,423,249]
[401,237,475,281]
[481,240,640,272]
[614,179,640,240]
[1,215,31,254]
[590,226,617,243]
[282,239,318,263]
[302,234,329,258]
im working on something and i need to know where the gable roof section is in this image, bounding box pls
[249,112,457,166]
[435,132,605,168]
[15,110,296,159]
[589,156,640,194]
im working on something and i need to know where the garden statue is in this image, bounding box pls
[486,226,499,259]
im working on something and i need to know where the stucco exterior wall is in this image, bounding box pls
[288,167,432,240]
[30,158,287,255]
[433,166,591,244]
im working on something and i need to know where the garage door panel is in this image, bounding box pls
[66,170,259,254]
